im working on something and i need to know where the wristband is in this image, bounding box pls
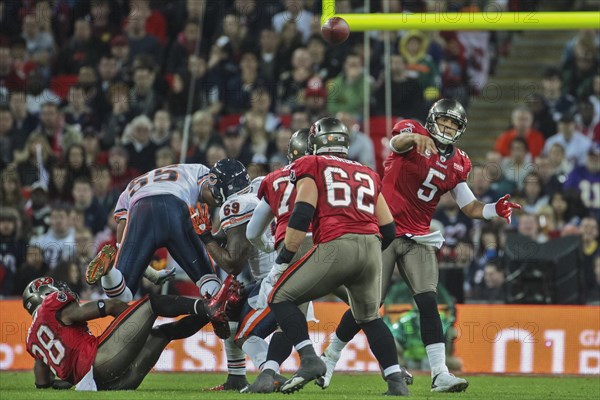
[276,245,296,264]
[97,300,107,317]
[482,203,498,220]
[288,202,315,232]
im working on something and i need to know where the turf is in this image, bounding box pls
[0,372,598,399]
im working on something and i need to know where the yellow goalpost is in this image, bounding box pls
[321,0,600,30]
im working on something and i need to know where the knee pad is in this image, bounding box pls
[413,291,438,317]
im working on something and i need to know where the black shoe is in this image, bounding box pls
[240,370,287,393]
[385,372,410,396]
[207,374,248,391]
[280,354,326,394]
[400,366,413,385]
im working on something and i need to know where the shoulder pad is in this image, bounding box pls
[219,194,258,231]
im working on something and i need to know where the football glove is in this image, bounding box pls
[493,194,521,224]
[255,262,289,309]
[190,203,212,236]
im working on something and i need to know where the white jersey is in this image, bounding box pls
[218,192,273,280]
[114,164,210,221]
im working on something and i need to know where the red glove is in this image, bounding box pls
[494,194,521,224]
[190,203,212,235]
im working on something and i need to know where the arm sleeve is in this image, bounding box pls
[450,182,477,209]
[246,198,275,253]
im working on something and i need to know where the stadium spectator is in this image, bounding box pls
[433,192,474,248]
[222,125,254,166]
[129,64,162,118]
[90,164,118,225]
[31,102,82,158]
[327,53,367,116]
[14,133,56,188]
[272,0,315,42]
[246,86,280,133]
[14,245,48,295]
[399,30,441,103]
[337,111,376,169]
[518,212,548,243]
[151,109,172,148]
[124,2,163,65]
[539,67,576,122]
[81,127,107,166]
[24,182,51,238]
[273,20,304,80]
[0,105,16,165]
[526,93,557,140]
[56,18,107,74]
[306,34,335,80]
[257,28,280,83]
[155,147,176,169]
[269,127,293,169]
[48,162,71,203]
[30,203,75,270]
[564,144,600,220]
[8,90,38,151]
[466,227,502,297]
[533,155,564,196]
[373,54,426,119]
[561,32,598,98]
[501,137,535,191]
[485,150,518,195]
[547,142,572,176]
[242,112,269,158]
[468,164,499,204]
[206,144,227,168]
[495,106,545,159]
[303,76,329,121]
[520,172,549,215]
[109,34,132,75]
[277,47,312,114]
[52,260,84,297]
[470,261,506,303]
[24,70,60,114]
[89,0,120,44]
[580,216,599,294]
[0,169,24,210]
[219,13,248,61]
[575,98,599,139]
[64,144,90,193]
[224,51,264,114]
[122,115,157,173]
[0,207,26,295]
[543,113,591,167]
[0,44,27,93]
[108,145,139,193]
[166,19,200,74]
[20,13,54,77]
[72,177,104,235]
[185,110,222,165]
[62,84,96,129]
[439,32,469,107]
[103,82,133,148]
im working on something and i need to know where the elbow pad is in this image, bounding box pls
[379,222,396,251]
[288,202,315,232]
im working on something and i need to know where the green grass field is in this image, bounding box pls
[0,372,598,399]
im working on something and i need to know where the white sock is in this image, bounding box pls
[295,339,312,352]
[326,332,348,355]
[426,342,449,377]
[197,274,221,297]
[383,365,401,378]
[241,336,268,371]
[224,324,246,376]
[101,268,132,301]
[262,360,280,374]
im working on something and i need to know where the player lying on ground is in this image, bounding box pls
[23,276,240,391]
[319,99,521,393]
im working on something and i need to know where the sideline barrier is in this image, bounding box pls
[0,301,598,374]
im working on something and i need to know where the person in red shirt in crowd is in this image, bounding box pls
[495,106,546,158]
[23,277,237,391]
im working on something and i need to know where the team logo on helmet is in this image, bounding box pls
[33,277,54,290]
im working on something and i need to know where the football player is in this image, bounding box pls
[23,276,239,391]
[194,159,289,391]
[319,99,521,392]
[85,164,222,302]
[265,117,409,395]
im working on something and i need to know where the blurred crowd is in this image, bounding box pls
[0,0,598,304]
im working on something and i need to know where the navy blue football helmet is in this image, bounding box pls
[208,159,251,204]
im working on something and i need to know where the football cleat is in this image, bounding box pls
[281,354,326,394]
[385,372,410,396]
[240,370,287,393]
[86,244,116,285]
[206,374,249,391]
[431,372,469,392]
[315,348,340,389]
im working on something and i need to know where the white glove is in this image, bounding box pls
[255,263,289,309]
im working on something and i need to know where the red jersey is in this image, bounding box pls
[26,291,98,384]
[382,120,472,237]
[258,166,297,249]
[290,155,381,244]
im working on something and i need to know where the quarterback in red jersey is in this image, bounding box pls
[319,99,521,393]
[265,117,409,396]
[23,277,238,391]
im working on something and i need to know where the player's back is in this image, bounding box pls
[291,155,381,244]
[124,164,210,208]
[218,192,273,280]
[381,120,471,236]
[258,166,296,249]
[26,292,98,384]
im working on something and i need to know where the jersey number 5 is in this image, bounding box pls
[418,168,446,202]
[323,167,375,214]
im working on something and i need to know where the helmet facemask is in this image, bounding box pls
[425,99,467,146]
